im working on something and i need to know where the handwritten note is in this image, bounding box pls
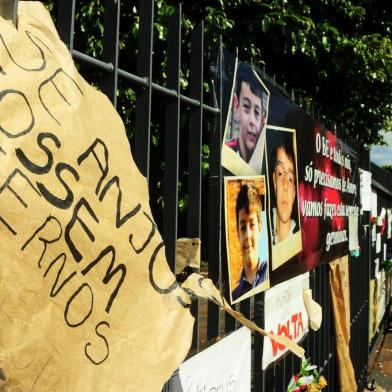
[262,273,309,369]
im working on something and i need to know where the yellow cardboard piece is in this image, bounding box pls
[0,3,193,391]
[329,256,357,391]
[176,238,201,273]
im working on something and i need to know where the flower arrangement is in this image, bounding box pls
[287,358,327,392]
[380,258,392,273]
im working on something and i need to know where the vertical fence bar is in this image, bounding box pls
[102,0,120,107]
[56,0,75,50]
[134,0,154,180]
[363,147,371,385]
[319,264,325,368]
[207,37,223,340]
[254,293,264,391]
[310,269,317,361]
[224,229,235,332]
[0,0,18,26]
[316,266,322,367]
[349,256,354,376]
[188,21,204,349]
[224,303,235,333]
[318,265,329,376]
[163,6,181,272]
[274,360,284,391]
[325,262,331,384]
[284,353,293,391]
[240,298,251,319]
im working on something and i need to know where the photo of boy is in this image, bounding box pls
[225,177,270,304]
[266,126,302,270]
[222,62,269,175]
[272,139,297,244]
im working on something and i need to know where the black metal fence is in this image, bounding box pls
[368,164,392,356]
[7,0,392,390]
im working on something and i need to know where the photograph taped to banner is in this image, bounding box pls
[224,176,270,304]
[265,125,302,270]
[222,60,270,176]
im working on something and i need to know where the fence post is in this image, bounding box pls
[207,37,223,340]
[163,5,182,272]
[102,0,120,107]
[134,0,154,181]
[0,0,18,26]
[56,0,75,50]
[188,21,204,350]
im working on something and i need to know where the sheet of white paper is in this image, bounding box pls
[377,271,386,327]
[359,169,372,212]
[371,191,378,217]
[349,215,359,251]
[376,233,382,254]
[375,258,380,279]
[262,273,309,370]
[169,327,251,392]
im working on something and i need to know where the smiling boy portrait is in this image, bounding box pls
[222,62,269,175]
[225,177,270,304]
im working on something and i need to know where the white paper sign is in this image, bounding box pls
[371,191,378,242]
[378,207,386,226]
[375,258,380,279]
[359,169,372,212]
[376,233,382,254]
[371,191,378,217]
[377,271,386,327]
[169,327,251,392]
[349,215,359,251]
[262,273,309,370]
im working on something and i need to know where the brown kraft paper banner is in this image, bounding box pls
[0,3,304,391]
[0,3,194,391]
[329,256,357,391]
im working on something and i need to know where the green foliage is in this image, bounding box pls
[380,258,392,272]
[42,0,391,220]
[382,164,392,173]
[201,0,392,146]
[43,0,392,147]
